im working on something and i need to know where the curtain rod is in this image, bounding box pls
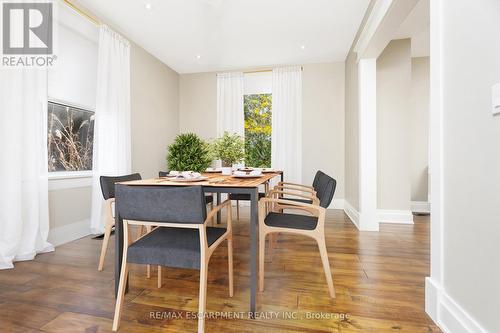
[63,0,101,26]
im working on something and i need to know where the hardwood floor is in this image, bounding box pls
[0,209,440,332]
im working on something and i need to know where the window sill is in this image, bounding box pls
[48,171,93,191]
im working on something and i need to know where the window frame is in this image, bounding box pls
[47,98,95,188]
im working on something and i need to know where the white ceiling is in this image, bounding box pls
[393,0,430,57]
[74,0,370,73]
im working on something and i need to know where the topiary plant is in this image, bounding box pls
[167,133,212,172]
[211,131,245,167]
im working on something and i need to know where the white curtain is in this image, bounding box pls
[0,68,54,269]
[271,66,303,184]
[90,25,131,234]
[216,72,244,137]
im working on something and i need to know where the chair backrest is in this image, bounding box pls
[312,171,322,188]
[158,171,169,177]
[311,171,337,208]
[100,173,142,200]
[115,185,207,224]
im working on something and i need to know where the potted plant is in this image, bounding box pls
[167,133,212,173]
[211,132,245,175]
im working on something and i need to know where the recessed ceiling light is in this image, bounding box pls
[196,54,201,60]
[300,45,306,50]
[144,3,152,10]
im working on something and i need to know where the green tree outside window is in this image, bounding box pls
[244,94,272,168]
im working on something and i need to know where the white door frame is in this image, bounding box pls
[354,0,443,324]
[424,0,443,323]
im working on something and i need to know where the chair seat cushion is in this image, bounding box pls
[264,212,318,230]
[204,195,213,204]
[127,226,226,269]
[229,192,266,201]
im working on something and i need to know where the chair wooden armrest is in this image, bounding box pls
[204,199,232,253]
[260,196,323,216]
[273,185,316,195]
[268,189,319,206]
[277,181,314,190]
[205,199,232,229]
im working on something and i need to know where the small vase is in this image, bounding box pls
[221,167,232,175]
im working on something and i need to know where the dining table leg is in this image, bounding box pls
[115,213,124,297]
[249,188,258,318]
[216,193,221,224]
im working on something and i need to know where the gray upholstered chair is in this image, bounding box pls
[258,172,337,299]
[159,171,214,206]
[98,173,141,271]
[112,185,233,333]
[274,170,337,207]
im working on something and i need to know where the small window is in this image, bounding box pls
[47,101,95,172]
[244,94,272,168]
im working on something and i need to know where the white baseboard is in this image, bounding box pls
[48,219,91,247]
[343,200,360,228]
[425,277,442,323]
[411,201,430,213]
[377,209,414,224]
[425,277,490,333]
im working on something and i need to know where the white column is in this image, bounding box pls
[425,0,444,322]
[358,58,379,231]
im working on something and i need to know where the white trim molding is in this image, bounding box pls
[343,200,360,229]
[425,278,490,333]
[377,209,414,224]
[411,201,430,213]
[48,219,91,247]
[48,171,93,191]
[427,0,445,328]
[358,58,379,232]
[354,0,394,60]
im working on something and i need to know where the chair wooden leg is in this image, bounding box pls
[316,236,335,298]
[146,225,152,278]
[157,266,162,288]
[228,236,234,297]
[236,200,240,220]
[112,263,129,331]
[267,233,274,261]
[259,231,266,292]
[210,201,214,225]
[198,259,209,333]
[98,217,113,271]
[113,222,130,332]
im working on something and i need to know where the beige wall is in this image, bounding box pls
[302,63,345,199]
[410,57,429,202]
[179,72,217,140]
[130,43,180,178]
[344,51,360,211]
[441,0,500,331]
[376,39,412,211]
[48,186,92,229]
[48,43,179,230]
[343,0,376,212]
[178,63,346,204]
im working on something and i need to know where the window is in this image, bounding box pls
[47,101,95,172]
[244,94,272,168]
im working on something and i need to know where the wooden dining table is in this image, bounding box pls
[114,171,284,317]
